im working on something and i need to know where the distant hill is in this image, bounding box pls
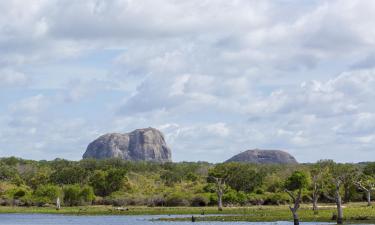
[82,127,171,162]
[225,149,298,164]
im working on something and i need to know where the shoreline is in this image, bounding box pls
[1,204,375,223]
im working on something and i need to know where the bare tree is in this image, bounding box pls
[324,178,344,224]
[333,178,344,224]
[212,177,225,211]
[324,163,354,224]
[310,161,330,214]
[56,197,61,210]
[354,176,375,206]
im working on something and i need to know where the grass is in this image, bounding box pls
[1,203,375,223]
[158,203,375,223]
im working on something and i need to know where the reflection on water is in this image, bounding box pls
[0,214,335,225]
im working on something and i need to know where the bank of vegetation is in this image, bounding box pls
[1,157,375,223]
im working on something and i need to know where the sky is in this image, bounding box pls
[1,0,375,163]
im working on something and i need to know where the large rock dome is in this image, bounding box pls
[225,149,297,164]
[83,127,171,162]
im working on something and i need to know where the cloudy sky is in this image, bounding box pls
[1,0,375,163]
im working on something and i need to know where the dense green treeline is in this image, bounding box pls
[0,157,374,211]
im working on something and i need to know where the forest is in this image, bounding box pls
[1,157,374,212]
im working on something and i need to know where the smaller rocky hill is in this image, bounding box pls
[225,149,297,164]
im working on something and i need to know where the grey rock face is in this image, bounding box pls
[83,128,172,162]
[225,149,297,164]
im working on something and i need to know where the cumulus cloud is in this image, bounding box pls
[1,0,375,162]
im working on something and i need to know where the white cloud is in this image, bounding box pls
[10,94,49,114]
[0,69,29,86]
[1,0,375,162]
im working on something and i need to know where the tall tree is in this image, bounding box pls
[325,163,355,224]
[213,177,225,211]
[310,160,330,214]
[285,171,310,225]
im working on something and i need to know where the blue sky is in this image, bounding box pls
[1,0,375,162]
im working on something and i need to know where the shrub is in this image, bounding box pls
[165,192,190,206]
[263,192,290,205]
[63,185,81,206]
[191,195,209,207]
[80,185,95,204]
[208,193,218,205]
[147,195,166,207]
[247,193,265,205]
[33,184,60,205]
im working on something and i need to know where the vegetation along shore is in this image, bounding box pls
[1,157,375,224]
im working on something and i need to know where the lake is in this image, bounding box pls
[0,214,334,225]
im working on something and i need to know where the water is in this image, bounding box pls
[0,214,334,225]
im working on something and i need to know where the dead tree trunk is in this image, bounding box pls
[355,181,374,207]
[367,191,371,206]
[335,181,343,224]
[213,177,225,211]
[285,189,301,225]
[312,175,319,214]
[56,197,61,210]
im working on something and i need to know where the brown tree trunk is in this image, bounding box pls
[286,189,301,225]
[292,211,299,225]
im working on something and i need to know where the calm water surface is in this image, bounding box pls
[0,214,335,225]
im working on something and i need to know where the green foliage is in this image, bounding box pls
[0,157,373,207]
[63,185,82,206]
[285,171,310,191]
[165,192,190,206]
[105,168,127,195]
[50,166,88,185]
[363,162,375,177]
[208,163,264,192]
[33,184,60,204]
[80,185,95,203]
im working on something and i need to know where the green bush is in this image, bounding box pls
[263,192,290,205]
[191,194,209,206]
[63,185,95,206]
[33,184,60,205]
[165,192,190,206]
[208,193,218,205]
[80,185,95,204]
[63,185,81,206]
[247,193,265,205]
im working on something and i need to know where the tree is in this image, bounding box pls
[284,171,310,225]
[355,174,375,206]
[50,166,88,185]
[325,163,354,224]
[105,168,127,195]
[89,170,107,196]
[213,177,225,211]
[208,164,231,211]
[310,160,330,214]
[363,162,375,176]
